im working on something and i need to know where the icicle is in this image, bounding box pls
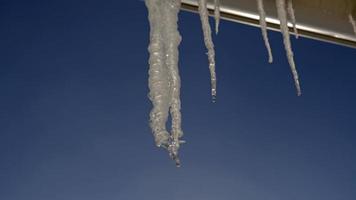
[146,0,170,147]
[256,0,273,63]
[287,0,299,39]
[214,0,221,34]
[349,13,356,36]
[161,0,184,167]
[198,0,217,102]
[145,0,184,167]
[276,0,301,96]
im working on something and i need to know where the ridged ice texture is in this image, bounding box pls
[276,0,301,96]
[145,0,184,166]
[145,0,183,147]
[287,0,299,38]
[198,0,217,101]
[146,0,170,147]
[214,0,220,34]
[257,0,273,63]
[349,13,356,36]
[161,0,183,144]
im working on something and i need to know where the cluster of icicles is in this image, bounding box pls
[145,0,356,167]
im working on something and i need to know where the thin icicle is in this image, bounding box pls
[256,0,273,63]
[214,0,221,34]
[287,0,299,39]
[198,0,217,101]
[349,13,356,36]
[276,0,301,96]
[146,0,171,147]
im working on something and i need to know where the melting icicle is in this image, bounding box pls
[198,0,217,101]
[146,0,170,147]
[214,0,220,34]
[256,0,273,63]
[145,0,184,166]
[276,0,301,96]
[161,0,184,166]
[349,13,356,36]
[287,0,299,38]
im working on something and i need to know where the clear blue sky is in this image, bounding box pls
[0,1,355,200]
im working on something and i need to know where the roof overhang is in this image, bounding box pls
[181,0,356,48]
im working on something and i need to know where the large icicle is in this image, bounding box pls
[276,0,301,96]
[287,0,299,38]
[146,0,170,147]
[161,0,184,167]
[145,0,184,167]
[198,0,217,101]
[256,0,273,63]
[349,13,356,36]
[214,0,221,34]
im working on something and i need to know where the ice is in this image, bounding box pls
[287,0,299,38]
[198,0,217,101]
[146,0,218,166]
[214,0,221,34]
[276,0,301,96]
[349,13,356,36]
[145,0,184,166]
[146,0,170,147]
[161,0,184,152]
[257,0,273,63]
[145,0,305,167]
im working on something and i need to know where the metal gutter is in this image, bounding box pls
[181,0,356,48]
